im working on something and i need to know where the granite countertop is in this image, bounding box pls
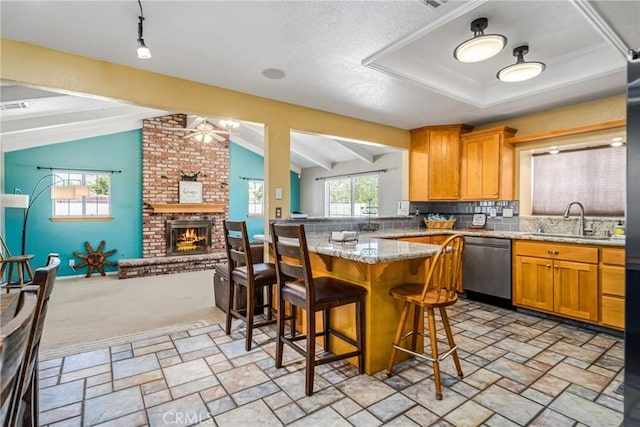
[255,227,624,265]
[254,233,441,264]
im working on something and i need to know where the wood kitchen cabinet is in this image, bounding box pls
[513,241,598,322]
[409,125,471,201]
[460,126,517,200]
[600,247,625,329]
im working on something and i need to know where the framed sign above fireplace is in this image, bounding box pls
[179,181,203,203]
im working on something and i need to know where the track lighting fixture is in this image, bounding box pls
[497,45,545,82]
[136,0,151,59]
[453,18,506,63]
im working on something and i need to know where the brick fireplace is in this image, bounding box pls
[118,114,229,278]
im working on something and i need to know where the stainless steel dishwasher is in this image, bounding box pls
[462,236,512,300]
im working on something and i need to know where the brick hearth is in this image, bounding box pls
[118,114,229,278]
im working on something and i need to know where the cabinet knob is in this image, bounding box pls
[548,250,559,255]
[545,264,551,268]
[554,265,559,269]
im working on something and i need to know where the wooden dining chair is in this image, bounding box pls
[8,256,60,427]
[270,223,366,396]
[223,220,278,351]
[386,234,465,400]
[0,236,35,294]
[0,291,37,426]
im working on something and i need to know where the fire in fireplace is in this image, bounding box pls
[166,220,212,256]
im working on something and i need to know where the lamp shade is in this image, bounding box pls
[51,186,76,200]
[74,185,91,197]
[1,194,29,208]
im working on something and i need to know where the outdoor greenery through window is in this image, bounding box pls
[325,174,378,217]
[248,179,264,215]
[53,171,111,217]
[532,145,625,216]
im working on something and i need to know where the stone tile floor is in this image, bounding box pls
[37,299,624,426]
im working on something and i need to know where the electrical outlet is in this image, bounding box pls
[489,208,497,217]
[275,207,282,218]
[68,259,75,267]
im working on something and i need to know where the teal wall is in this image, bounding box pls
[3,132,301,277]
[228,142,300,240]
[4,130,143,277]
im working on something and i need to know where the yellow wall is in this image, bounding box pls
[473,95,627,205]
[475,95,626,135]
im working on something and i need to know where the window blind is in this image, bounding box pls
[532,146,625,216]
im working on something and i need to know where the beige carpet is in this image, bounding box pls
[40,269,227,352]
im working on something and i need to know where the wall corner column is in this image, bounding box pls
[263,122,290,234]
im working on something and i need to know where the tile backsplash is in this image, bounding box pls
[275,200,624,237]
[410,201,520,231]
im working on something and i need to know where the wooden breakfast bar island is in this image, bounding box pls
[256,233,441,374]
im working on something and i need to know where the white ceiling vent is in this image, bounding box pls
[420,0,448,9]
[1,101,28,110]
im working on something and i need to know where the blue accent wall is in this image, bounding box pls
[228,142,300,240]
[4,130,142,276]
[3,133,300,277]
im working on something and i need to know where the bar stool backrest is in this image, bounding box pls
[270,223,315,302]
[223,221,255,275]
[420,234,465,304]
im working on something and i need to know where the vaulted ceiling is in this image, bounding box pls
[1,0,638,170]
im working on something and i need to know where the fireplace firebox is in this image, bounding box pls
[166,220,212,256]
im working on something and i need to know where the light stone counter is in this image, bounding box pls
[369,228,626,247]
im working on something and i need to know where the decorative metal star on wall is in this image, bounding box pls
[73,241,117,278]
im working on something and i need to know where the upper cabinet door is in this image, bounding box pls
[460,126,517,200]
[428,128,463,200]
[409,128,429,201]
[409,125,471,201]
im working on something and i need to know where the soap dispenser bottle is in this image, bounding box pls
[614,221,625,236]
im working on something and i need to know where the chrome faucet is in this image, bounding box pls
[563,201,590,236]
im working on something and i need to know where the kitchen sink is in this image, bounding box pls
[527,232,611,241]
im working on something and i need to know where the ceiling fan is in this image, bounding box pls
[167,116,233,143]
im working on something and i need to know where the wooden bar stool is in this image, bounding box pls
[223,220,278,351]
[270,223,366,396]
[0,237,34,294]
[387,234,465,400]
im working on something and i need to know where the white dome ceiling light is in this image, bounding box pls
[453,18,506,63]
[497,45,546,83]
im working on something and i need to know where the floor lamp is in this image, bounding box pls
[11,175,89,255]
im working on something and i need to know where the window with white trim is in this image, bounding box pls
[248,179,264,215]
[325,174,378,217]
[52,171,111,217]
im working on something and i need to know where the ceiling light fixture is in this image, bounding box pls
[192,123,218,143]
[497,45,545,82]
[610,137,625,147]
[136,0,151,59]
[453,18,506,63]
[219,120,240,130]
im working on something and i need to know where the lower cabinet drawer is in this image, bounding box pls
[600,265,625,296]
[514,241,598,263]
[601,296,625,329]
